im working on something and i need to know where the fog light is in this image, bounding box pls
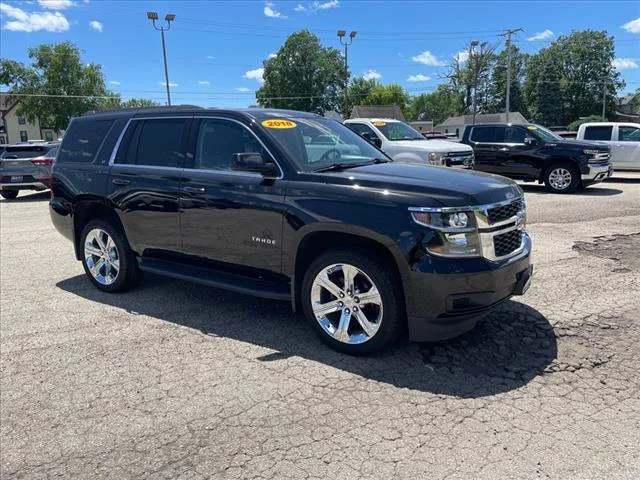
[448,212,468,228]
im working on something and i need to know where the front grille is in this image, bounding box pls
[493,229,523,257]
[487,199,524,224]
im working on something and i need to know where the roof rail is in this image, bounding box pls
[81,105,204,116]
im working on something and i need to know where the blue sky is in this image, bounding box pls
[1,0,639,107]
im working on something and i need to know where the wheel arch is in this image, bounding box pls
[540,156,581,182]
[289,224,412,315]
[73,196,124,260]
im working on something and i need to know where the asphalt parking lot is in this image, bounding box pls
[1,174,639,479]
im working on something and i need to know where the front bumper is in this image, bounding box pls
[581,163,613,184]
[406,233,532,342]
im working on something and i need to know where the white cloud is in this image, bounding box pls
[88,20,102,32]
[454,50,469,63]
[235,87,251,92]
[0,3,70,32]
[411,50,446,66]
[406,74,431,82]
[294,1,339,12]
[268,53,277,59]
[612,58,638,70]
[197,80,210,86]
[362,69,382,81]
[244,68,265,83]
[38,0,74,9]
[158,81,178,87]
[264,1,286,19]
[108,80,120,85]
[622,17,640,33]
[527,29,554,41]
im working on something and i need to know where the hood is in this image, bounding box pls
[388,139,472,153]
[546,139,609,150]
[321,163,522,207]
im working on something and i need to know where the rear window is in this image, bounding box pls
[583,126,613,141]
[57,119,115,163]
[116,118,187,168]
[1,145,49,159]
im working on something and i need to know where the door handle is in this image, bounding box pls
[183,186,206,194]
[112,178,130,186]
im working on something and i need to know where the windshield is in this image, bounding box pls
[374,121,424,141]
[527,124,563,142]
[260,117,389,171]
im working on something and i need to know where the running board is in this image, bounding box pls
[138,258,290,301]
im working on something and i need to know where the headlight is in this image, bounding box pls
[410,209,482,257]
[427,152,443,166]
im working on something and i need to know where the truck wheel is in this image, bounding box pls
[0,189,19,200]
[544,163,580,193]
[301,248,404,355]
[80,219,142,293]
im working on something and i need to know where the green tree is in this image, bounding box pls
[487,44,528,116]
[523,30,624,125]
[360,84,410,113]
[0,42,109,131]
[256,30,347,115]
[568,115,605,131]
[406,86,460,124]
[97,94,160,110]
[345,77,378,116]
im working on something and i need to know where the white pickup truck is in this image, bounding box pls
[344,118,474,169]
[576,122,640,171]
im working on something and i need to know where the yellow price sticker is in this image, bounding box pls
[373,121,386,126]
[527,125,538,130]
[262,119,297,129]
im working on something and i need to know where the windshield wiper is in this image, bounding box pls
[312,158,389,173]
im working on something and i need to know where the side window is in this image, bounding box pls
[347,123,377,138]
[117,118,187,168]
[58,119,114,163]
[18,115,26,125]
[193,119,267,171]
[618,126,640,142]
[583,126,613,141]
[470,126,498,142]
[504,126,527,143]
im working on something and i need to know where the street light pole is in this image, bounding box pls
[338,30,357,119]
[500,28,523,123]
[147,12,176,106]
[471,40,479,125]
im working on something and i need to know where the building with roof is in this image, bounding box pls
[435,112,529,138]
[616,94,639,120]
[350,105,405,121]
[0,94,57,144]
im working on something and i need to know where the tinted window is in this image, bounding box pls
[470,126,501,142]
[1,145,48,159]
[504,126,527,143]
[194,119,267,171]
[618,126,640,142]
[57,119,114,163]
[117,118,187,168]
[94,118,127,166]
[583,126,613,141]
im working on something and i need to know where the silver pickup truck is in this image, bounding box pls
[0,142,59,199]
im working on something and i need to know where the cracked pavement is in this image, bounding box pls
[1,173,639,479]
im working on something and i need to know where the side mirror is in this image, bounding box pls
[232,153,278,177]
[524,136,537,146]
[361,132,382,148]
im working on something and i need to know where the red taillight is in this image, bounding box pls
[31,158,54,166]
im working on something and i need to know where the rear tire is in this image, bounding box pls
[0,190,19,200]
[301,248,404,355]
[544,163,580,193]
[80,219,142,293]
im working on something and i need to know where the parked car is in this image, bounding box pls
[50,107,532,354]
[345,118,474,169]
[575,122,640,171]
[460,123,612,193]
[0,142,59,199]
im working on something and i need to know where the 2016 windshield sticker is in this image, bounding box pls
[262,119,297,129]
[373,121,386,126]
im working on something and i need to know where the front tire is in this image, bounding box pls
[80,219,142,293]
[544,163,580,193]
[301,248,404,355]
[0,189,19,200]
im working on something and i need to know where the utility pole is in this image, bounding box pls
[500,28,523,124]
[602,80,607,121]
[338,30,357,119]
[147,12,176,106]
[470,40,479,125]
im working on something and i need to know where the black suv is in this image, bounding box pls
[50,107,532,354]
[460,123,612,193]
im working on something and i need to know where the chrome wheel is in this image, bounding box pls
[84,228,120,285]
[310,263,383,345]
[548,167,572,190]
